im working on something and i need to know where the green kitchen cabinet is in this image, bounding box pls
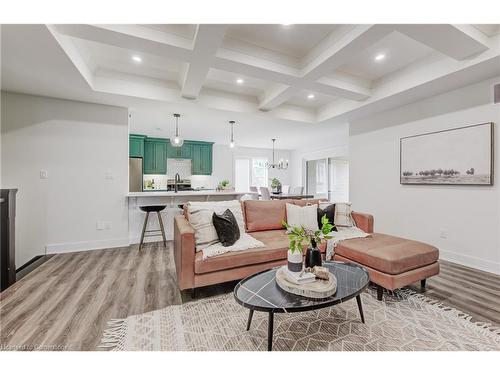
[191,142,213,175]
[167,142,192,159]
[143,138,167,174]
[129,134,145,158]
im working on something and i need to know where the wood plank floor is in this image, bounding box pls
[1,242,499,350]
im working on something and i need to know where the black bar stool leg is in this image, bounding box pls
[157,211,167,247]
[139,212,149,250]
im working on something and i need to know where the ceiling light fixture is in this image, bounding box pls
[374,53,385,61]
[228,120,236,149]
[170,114,184,147]
[236,78,244,84]
[132,55,142,63]
[307,93,315,100]
[266,139,288,170]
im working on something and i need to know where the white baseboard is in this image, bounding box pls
[45,237,131,254]
[439,248,500,275]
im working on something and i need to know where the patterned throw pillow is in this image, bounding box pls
[334,202,355,227]
[187,200,245,251]
[212,209,241,247]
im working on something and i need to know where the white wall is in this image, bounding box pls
[349,77,500,274]
[290,122,350,188]
[1,92,129,267]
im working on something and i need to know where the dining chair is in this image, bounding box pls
[259,187,271,200]
[281,185,290,194]
[249,186,259,200]
[290,186,304,195]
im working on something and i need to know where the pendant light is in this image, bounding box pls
[170,113,184,147]
[266,138,289,170]
[229,120,236,149]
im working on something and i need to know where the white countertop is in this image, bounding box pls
[127,190,251,198]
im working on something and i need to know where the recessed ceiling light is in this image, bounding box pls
[307,93,315,100]
[236,78,244,84]
[132,55,142,63]
[374,53,385,61]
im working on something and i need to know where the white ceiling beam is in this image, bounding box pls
[180,25,228,99]
[53,24,193,61]
[394,24,490,60]
[258,25,390,110]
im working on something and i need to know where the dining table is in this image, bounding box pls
[270,193,314,200]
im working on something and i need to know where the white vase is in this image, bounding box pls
[287,249,303,273]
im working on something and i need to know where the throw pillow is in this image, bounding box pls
[212,209,241,247]
[334,202,354,227]
[285,203,319,231]
[187,200,245,251]
[317,203,337,231]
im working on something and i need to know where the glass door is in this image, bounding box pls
[306,158,349,201]
[306,159,328,199]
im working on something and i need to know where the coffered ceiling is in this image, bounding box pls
[41,24,499,124]
[2,23,499,138]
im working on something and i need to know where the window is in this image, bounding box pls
[234,157,268,191]
[251,158,268,188]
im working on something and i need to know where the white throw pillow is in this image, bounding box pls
[334,202,355,227]
[187,200,245,251]
[285,203,319,231]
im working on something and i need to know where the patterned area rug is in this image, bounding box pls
[100,288,500,351]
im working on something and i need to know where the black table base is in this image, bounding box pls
[245,297,366,351]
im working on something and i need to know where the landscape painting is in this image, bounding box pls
[400,122,493,185]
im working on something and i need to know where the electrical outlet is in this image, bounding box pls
[440,229,448,239]
[40,170,48,179]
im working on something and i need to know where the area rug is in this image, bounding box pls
[100,287,500,351]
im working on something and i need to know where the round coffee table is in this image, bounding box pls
[233,261,370,351]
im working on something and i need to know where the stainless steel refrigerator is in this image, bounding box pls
[129,157,143,192]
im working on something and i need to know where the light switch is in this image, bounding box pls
[40,170,48,179]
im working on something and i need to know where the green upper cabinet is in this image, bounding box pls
[129,134,145,158]
[132,134,213,176]
[191,142,213,175]
[143,137,167,174]
[167,142,192,159]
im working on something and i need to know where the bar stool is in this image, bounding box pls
[139,205,167,250]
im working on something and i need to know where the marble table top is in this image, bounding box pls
[234,261,369,313]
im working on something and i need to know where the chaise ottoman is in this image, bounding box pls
[335,213,439,300]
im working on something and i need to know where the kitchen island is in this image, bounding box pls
[128,190,251,243]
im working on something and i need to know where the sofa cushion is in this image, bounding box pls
[243,200,289,232]
[195,230,289,274]
[194,229,327,274]
[291,199,322,207]
[335,233,439,275]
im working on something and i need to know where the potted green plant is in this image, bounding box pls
[217,179,231,190]
[270,177,281,193]
[282,215,335,271]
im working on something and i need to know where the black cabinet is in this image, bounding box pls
[1,189,17,291]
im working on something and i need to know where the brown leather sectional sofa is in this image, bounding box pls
[174,199,439,300]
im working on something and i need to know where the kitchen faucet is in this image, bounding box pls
[174,173,180,193]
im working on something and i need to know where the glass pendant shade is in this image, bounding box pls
[228,120,236,149]
[170,114,184,147]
